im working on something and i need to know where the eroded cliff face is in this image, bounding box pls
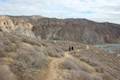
[32,18,120,44]
[14,21,35,38]
[0,16,35,38]
[0,16,120,44]
[0,16,15,32]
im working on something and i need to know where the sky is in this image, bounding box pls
[0,0,120,24]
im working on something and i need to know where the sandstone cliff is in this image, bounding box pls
[0,16,35,38]
[32,18,120,44]
[0,16,120,44]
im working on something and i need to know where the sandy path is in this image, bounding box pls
[45,51,73,80]
[46,50,101,80]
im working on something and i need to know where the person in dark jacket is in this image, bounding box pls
[69,46,74,51]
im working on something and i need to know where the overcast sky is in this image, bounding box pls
[0,0,120,24]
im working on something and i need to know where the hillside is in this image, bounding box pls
[0,16,120,80]
[0,16,120,44]
[0,31,120,80]
[32,18,120,44]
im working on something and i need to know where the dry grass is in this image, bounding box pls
[0,32,119,80]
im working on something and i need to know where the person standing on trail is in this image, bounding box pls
[69,46,74,51]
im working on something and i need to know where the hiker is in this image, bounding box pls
[69,46,74,51]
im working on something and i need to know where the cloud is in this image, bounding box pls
[0,0,120,24]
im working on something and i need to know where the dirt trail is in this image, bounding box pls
[46,50,101,80]
[45,51,71,80]
[45,58,63,80]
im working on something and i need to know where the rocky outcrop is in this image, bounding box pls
[14,21,35,38]
[32,18,120,44]
[0,16,15,32]
[0,16,35,38]
[0,16,120,44]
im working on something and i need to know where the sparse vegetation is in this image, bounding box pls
[60,58,80,70]
[0,16,120,80]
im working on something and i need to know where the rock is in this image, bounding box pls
[0,16,120,44]
[0,16,35,38]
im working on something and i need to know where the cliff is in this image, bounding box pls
[0,16,120,44]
